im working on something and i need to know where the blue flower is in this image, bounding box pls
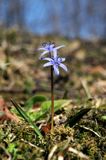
[38,42,65,59]
[43,50,68,75]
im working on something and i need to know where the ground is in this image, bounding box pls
[0,28,106,159]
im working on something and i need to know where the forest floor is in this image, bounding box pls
[0,28,106,160]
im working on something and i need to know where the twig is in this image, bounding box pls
[79,125,101,138]
[58,154,64,160]
[20,138,44,152]
[48,145,58,160]
[68,147,89,159]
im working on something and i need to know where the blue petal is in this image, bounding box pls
[55,45,65,50]
[59,63,68,72]
[53,50,58,59]
[39,51,49,59]
[43,62,52,67]
[53,65,59,75]
[38,47,46,51]
[50,44,55,49]
[58,57,65,63]
[61,58,65,62]
[43,57,52,61]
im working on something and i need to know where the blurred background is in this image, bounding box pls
[0,0,106,39]
[0,0,106,101]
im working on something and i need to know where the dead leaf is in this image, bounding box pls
[41,123,51,135]
[0,97,20,122]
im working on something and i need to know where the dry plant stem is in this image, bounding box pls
[51,66,54,133]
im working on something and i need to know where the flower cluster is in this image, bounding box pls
[38,42,68,75]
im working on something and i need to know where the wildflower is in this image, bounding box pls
[39,42,67,132]
[43,50,68,75]
[38,42,65,59]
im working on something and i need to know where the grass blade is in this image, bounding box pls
[11,99,42,138]
[66,108,91,127]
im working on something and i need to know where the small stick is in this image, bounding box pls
[79,125,101,138]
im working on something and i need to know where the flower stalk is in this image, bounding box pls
[51,65,54,132]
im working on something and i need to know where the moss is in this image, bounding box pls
[0,107,106,159]
[45,125,74,148]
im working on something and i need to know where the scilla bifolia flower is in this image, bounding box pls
[43,50,68,75]
[38,42,64,59]
[38,42,67,133]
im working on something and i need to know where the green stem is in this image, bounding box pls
[51,66,54,132]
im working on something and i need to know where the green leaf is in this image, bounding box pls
[28,99,71,122]
[65,108,91,127]
[101,116,106,120]
[24,95,47,110]
[7,143,16,153]
[11,99,42,138]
